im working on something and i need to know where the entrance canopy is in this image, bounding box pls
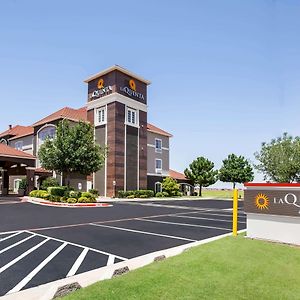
[0,143,35,168]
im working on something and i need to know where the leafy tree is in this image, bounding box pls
[162,177,180,197]
[184,157,218,196]
[219,154,254,188]
[39,120,106,186]
[254,133,300,182]
[40,177,59,190]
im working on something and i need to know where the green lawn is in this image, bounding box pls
[63,235,300,300]
[201,189,244,199]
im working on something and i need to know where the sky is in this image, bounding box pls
[1,0,300,187]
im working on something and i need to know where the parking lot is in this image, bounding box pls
[0,198,246,297]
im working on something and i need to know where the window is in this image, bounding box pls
[38,126,56,144]
[126,107,138,126]
[155,182,162,193]
[155,159,162,174]
[15,141,23,151]
[155,139,162,153]
[0,139,7,145]
[96,107,106,125]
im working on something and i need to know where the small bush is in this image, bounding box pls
[69,190,81,199]
[89,189,99,196]
[29,190,39,197]
[50,195,62,202]
[67,198,78,203]
[40,193,50,199]
[139,194,148,198]
[78,197,88,203]
[40,177,59,190]
[19,178,27,190]
[60,196,67,202]
[163,191,169,197]
[81,192,93,198]
[155,192,165,197]
[127,194,135,199]
[48,186,67,197]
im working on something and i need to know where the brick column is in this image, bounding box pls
[1,169,9,195]
[26,168,35,195]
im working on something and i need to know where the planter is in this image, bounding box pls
[18,188,25,197]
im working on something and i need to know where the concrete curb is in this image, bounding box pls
[100,197,243,202]
[24,197,113,208]
[2,229,246,300]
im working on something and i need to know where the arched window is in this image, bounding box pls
[37,125,56,149]
[0,139,7,145]
[155,182,162,193]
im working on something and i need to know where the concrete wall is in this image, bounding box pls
[147,132,169,176]
[247,213,300,245]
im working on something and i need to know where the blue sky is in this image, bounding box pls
[1,0,300,185]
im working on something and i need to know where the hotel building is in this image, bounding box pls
[0,66,190,197]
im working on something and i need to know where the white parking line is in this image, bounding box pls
[25,230,127,261]
[66,247,89,278]
[106,255,116,266]
[0,238,50,274]
[7,242,68,294]
[0,234,35,254]
[90,223,197,242]
[185,211,246,218]
[136,218,231,231]
[0,231,23,242]
[170,215,246,224]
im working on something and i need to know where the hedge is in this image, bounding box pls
[117,190,155,198]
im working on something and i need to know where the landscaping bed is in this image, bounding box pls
[63,234,300,300]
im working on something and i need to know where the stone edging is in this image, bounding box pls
[2,229,246,300]
[24,197,113,208]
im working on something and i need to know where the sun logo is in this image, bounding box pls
[97,79,104,89]
[129,79,136,91]
[255,193,269,210]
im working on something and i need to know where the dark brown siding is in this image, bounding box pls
[106,102,125,196]
[126,126,138,190]
[139,111,147,189]
[95,125,106,196]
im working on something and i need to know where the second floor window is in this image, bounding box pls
[155,159,162,173]
[155,139,162,153]
[15,141,23,151]
[96,107,106,125]
[126,107,137,126]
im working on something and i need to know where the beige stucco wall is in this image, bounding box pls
[147,132,169,176]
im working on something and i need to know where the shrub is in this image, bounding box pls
[163,191,169,197]
[118,190,154,198]
[60,196,67,202]
[40,177,59,190]
[50,195,62,202]
[48,186,67,197]
[78,197,88,203]
[40,193,50,199]
[19,178,27,190]
[127,194,135,199]
[69,190,81,199]
[155,192,165,197]
[81,192,93,198]
[139,194,148,198]
[138,190,154,198]
[29,190,39,197]
[162,177,180,197]
[89,189,99,196]
[67,198,77,203]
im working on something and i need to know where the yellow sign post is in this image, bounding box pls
[232,189,238,236]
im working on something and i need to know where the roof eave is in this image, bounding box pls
[84,65,151,85]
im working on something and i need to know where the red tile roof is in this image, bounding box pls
[34,167,52,174]
[0,125,34,139]
[147,123,172,137]
[0,143,35,159]
[33,107,87,127]
[169,169,187,180]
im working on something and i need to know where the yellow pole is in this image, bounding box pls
[232,188,238,236]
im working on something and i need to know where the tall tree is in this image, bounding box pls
[184,157,218,196]
[219,154,254,188]
[254,133,300,182]
[39,120,106,185]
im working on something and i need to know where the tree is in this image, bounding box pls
[219,154,254,188]
[39,120,106,186]
[162,177,180,196]
[184,157,218,196]
[254,132,300,182]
